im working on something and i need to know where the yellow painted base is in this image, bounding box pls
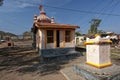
[86,62,112,68]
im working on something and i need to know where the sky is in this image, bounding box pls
[0,0,120,35]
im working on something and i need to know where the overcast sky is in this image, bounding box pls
[0,0,120,34]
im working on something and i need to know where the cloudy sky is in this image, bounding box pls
[0,0,120,34]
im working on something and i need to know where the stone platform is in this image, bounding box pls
[61,63,120,80]
[40,47,82,61]
[60,67,86,80]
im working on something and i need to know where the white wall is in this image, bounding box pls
[46,43,54,49]
[41,29,45,49]
[60,30,63,47]
[36,29,45,49]
[36,30,39,48]
[65,43,75,47]
[65,30,75,47]
[75,36,85,45]
[37,29,76,49]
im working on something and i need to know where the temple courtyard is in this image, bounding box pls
[0,40,120,80]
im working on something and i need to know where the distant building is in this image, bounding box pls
[117,34,120,40]
[75,36,85,45]
[32,5,80,61]
[17,35,23,40]
[11,36,18,40]
[23,35,32,40]
[106,31,114,35]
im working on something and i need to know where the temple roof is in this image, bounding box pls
[34,22,80,29]
[37,14,51,23]
[37,5,51,23]
[32,5,80,31]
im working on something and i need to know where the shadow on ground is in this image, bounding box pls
[0,46,85,76]
[0,47,39,72]
[0,45,119,76]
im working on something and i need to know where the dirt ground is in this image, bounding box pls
[0,40,120,80]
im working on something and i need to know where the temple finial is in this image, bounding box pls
[51,16,55,23]
[39,5,44,12]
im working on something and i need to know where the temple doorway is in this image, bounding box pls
[56,30,60,47]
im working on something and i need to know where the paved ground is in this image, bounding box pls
[61,67,86,80]
[0,40,119,80]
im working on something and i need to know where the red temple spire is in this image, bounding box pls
[39,5,46,15]
[39,5,44,12]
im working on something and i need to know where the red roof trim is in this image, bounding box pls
[34,22,80,29]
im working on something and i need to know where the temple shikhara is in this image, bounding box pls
[32,5,80,61]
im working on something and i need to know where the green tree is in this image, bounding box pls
[23,31,32,36]
[75,31,81,36]
[88,19,101,34]
[97,30,106,34]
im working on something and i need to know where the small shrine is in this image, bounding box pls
[84,34,112,68]
[32,5,80,61]
[60,34,120,80]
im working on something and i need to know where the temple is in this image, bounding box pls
[32,5,80,61]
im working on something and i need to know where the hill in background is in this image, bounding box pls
[0,31,17,40]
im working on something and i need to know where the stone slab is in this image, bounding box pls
[73,63,120,80]
[60,63,120,80]
[60,67,86,80]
